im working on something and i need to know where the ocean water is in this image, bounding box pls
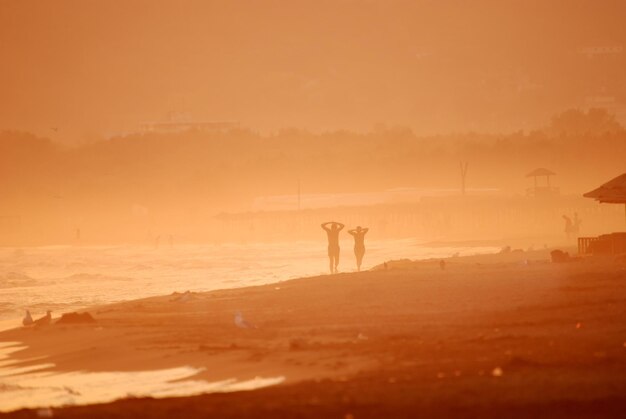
[0,341,285,412]
[0,239,499,412]
[0,239,499,321]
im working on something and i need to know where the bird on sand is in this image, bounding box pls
[234,311,257,329]
[22,310,33,326]
[33,310,52,326]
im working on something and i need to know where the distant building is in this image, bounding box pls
[140,113,239,134]
[140,120,240,134]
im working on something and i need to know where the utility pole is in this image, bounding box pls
[460,161,469,196]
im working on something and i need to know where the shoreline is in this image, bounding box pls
[1,249,625,416]
[0,239,502,322]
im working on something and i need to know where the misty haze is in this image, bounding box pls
[1,1,625,418]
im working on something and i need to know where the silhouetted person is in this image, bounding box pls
[22,310,33,326]
[348,226,369,271]
[439,259,446,271]
[573,212,582,235]
[321,221,345,274]
[562,215,573,239]
[34,310,51,326]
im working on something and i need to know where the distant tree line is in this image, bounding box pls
[0,108,624,218]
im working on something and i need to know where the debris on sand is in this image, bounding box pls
[169,290,196,302]
[551,249,570,262]
[550,249,581,263]
[235,311,257,329]
[56,312,97,325]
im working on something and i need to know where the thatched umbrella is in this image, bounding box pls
[526,168,555,188]
[584,173,626,224]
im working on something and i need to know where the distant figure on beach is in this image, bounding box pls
[439,259,446,271]
[321,221,345,274]
[573,212,582,235]
[562,215,573,239]
[348,226,369,271]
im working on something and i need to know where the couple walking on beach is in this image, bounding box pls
[321,221,369,274]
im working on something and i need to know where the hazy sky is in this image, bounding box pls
[1,0,625,142]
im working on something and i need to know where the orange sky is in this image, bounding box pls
[1,0,625,142]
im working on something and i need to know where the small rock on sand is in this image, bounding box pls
[56,312,96,324]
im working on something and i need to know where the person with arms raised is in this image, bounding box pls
[321,221,345,274]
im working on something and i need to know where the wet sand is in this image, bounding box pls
[2,249,626,418]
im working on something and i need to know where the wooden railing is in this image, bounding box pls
[578,236,598,255]
[579,233,626,255]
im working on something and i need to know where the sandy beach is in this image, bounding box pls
[2,249,625,417]
[4,1,626,417]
